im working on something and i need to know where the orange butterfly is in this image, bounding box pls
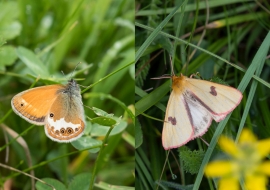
[11,79,85,142]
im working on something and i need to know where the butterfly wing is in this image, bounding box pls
[44,91,85,142]
[11,85,65,125]
[184,77,242,122]
[162,91,194,150]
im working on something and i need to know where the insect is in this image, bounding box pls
[162,73,242,150]
[11,79,85,142]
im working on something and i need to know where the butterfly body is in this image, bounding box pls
[11,79,85,142]
[162,74,242,150]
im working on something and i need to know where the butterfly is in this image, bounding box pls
[11,79,85,142]
[162,74,242,150]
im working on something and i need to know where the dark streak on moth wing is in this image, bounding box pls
[168,117,177,125]
[209,86,217,96]
[183,97,194,127]
[188,91,216,114]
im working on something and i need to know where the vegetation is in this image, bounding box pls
[0,0,134,189]
[135,0,270,189]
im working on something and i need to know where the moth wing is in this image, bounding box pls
[45,93,85,142]
[185,93,213,138]
[162,91,194,150]
[185,78,242,122]
[11,85,64,125]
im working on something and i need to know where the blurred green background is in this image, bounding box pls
[0,0,134,189]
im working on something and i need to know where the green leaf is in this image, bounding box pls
[95,181,135,190]
[16,46,50,77]
[68,172,92,190]
[0,45,17,67]
[91,116,117,126]
[92,107,114,117]
[84,121,93,135]
[0,1,21,40]
[0,38,6,46]
[0,1,19,22]
[71,136,102,153]
[91,119,127,136]
[0,21,22,40]
[36,178,67,190]
[179,146,205,175]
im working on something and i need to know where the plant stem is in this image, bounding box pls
[89,126,114,190]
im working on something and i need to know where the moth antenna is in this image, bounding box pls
[151,74,172,79]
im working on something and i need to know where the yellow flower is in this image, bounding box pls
[205,129,270,190]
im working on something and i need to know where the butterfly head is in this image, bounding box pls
[62,79,81,97]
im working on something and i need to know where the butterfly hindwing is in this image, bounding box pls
[45,90,85,142]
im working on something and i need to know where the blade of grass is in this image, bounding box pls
[135,81,169,117]
[135,1,187,63]
[136,0,251,16]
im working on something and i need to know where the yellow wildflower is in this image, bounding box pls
[205,129,270,190]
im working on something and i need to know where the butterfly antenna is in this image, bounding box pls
[61,71,65,76]
[69,62,81,80]
[61,70,69,81]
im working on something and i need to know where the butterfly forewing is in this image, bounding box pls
[11,85,65,125]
